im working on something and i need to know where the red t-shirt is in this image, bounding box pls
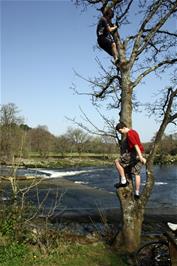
[127,129,144,153]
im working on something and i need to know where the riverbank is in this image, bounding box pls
[1,172,177,265]
[1,176,176,227]
[1,156,114,169]
[1,153,177,168]
[0,161,176,266]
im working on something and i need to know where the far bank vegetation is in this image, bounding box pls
[0,103,177,167]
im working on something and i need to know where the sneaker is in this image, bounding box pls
[114,181,129,189]
[134,194,140,200]
[114,58,120,65]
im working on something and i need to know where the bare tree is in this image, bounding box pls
[65,127,90,155]
[0,103,25,161]
[72,0,177,253]
[54,135,71,157]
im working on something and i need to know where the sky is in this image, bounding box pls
[1,0,176,142]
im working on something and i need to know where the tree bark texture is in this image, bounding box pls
[119,73,133,128]
[113,172,145,252]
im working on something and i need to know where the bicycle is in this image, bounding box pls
[136,222,177,266]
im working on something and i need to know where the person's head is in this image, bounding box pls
[103,7,114,19]
[115,122,128,134]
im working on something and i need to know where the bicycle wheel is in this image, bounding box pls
[136,240,171,266]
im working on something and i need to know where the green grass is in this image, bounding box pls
[29,152,116,157]
[15,152,118,168]
[0,241,128,266]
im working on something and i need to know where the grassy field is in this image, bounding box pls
[0,240,129,266]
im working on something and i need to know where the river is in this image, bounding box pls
[1,165,176,213]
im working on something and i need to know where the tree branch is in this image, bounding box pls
[144,29,177,38]
[141,86,177,205]
[95,75,118,98]
[132,58,177,89]
[130,0,165,63]
[66,106,116,138]
[129,0,177,66]
[116,0,133,21]
[137,2,177,56]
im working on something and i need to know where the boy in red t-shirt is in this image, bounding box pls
[114,122,146,199]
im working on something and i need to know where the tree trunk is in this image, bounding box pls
[119,72,132,128]
[113,179,145,253]
[114,71,145,252]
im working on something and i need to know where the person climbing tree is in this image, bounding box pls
[114,122,146,199]
[97,6,119,64]
[74,0,177,253]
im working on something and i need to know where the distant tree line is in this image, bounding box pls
[0,103,176,161]
[0,103,118,160]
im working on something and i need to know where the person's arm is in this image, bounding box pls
[103,18,117,33]
[107,24,117,33]
[134,145,146,164]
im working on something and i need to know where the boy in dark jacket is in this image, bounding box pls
[97,7,119,64]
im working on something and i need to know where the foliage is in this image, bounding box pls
[28,126,55,157]
[157,134,177,156]
[1,103,176,163]
[0,103,25,161]
[0,242,27,266]
[0,239,128,266]
[0,202,34,242]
